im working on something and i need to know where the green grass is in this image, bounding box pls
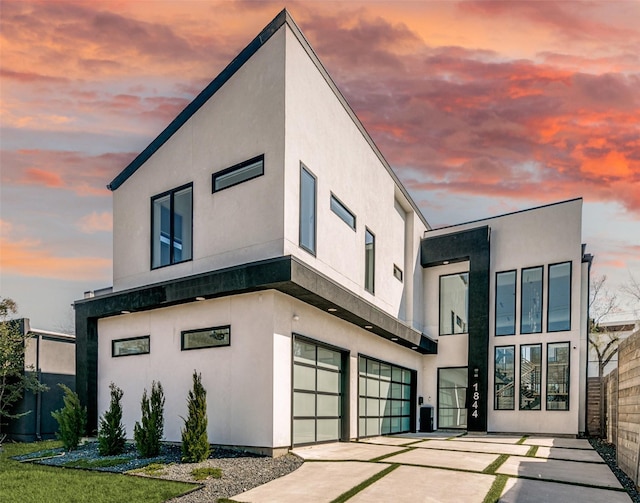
[330,464,399,503]
[482,474,509,503]
[191,466,222,480]
[63,457,133,469]
[0,441,197,503]
[516,435,528,445]
[525,445,539,457]
[131,462,169,476]
[482,454,509,474]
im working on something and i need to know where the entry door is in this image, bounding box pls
[292,338,344,445]
[438,367,468,429]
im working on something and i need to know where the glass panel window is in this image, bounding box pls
[439,273,469,335]
[494,346,515,410]
[317,394,340,416]
[496,271,516,336]
[547,342,570,410]
[330,194,356,230]
[181,326,230,350]
[365,229,375,294]
[151,184,192,268]
[293,392,315,417]
[112,336,150,357]
[294,340,316,365]
[293,419,315,444]
[212,154,264,192]
[299,165,316,254]
[294,365,316,391]
[317,369,339,393]
[317,419,340,441]
[521,267,543,334]
[438,367,467,428]
[548,262,571,332]
[520,344,542,410]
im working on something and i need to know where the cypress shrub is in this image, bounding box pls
[51,384,87,451]
[97,382,126,456]
[134,381,165,458]
[181,371,210,463]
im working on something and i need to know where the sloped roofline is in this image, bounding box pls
[106,9,430,228]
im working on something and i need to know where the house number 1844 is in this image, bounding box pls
[471,382,480,418]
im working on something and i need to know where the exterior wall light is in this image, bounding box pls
[328,308,337,312]
[195,296,205,301]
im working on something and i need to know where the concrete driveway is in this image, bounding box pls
[232,434,632,502]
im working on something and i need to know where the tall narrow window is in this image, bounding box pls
[299,165,316,255]
[519,344,542,410]
[439,273,469,335]
[151,184,192,269]
[365,228,375,294]
[496,271,516,336]
[548,262,571,332]
[521,266,543,334]
[547,342,570,410]
[494,346,515,410]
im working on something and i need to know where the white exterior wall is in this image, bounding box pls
[112,29,287,291]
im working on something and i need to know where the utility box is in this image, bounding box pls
[420,405,434,433]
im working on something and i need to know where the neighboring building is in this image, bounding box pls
[588,319,640,377]
[75,10,590,455]
[5,319,75,442]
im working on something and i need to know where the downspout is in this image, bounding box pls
[35,333,42,441]
[583,247,593,437]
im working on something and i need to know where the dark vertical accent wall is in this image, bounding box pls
[421,226,490,432]
[75,306,99,435]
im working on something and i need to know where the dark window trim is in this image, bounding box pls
[519,343,542,411]
[437,366,468,430]
[212,154,264,193]
[546,341,571,411]
[330,193,356,230]
[112,335,150,357]
[493,345,515,410]
[150,182,193,270]
[438,271,470,336]
[495,269,517,336]
[364,227,375,294]
[520,265,544,334]
[299,163,317,256]
[546,261,572,333]
[180,325,231,351]
[393,264,403,282]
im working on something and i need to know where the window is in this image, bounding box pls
[494,346,515,410]
[330,194,356,230]
[496,271,516,336]
[365,228,375,294]
[151,184,193,269]
[519,344,542,410]
[393,264,403,282]
[299,164,316,254]
[439,273,469,335]
[521,266,543,334]
[548,262,571,332]
[112,336,150,357]
[438,367,467,428]
[212,154,264,192]
[547,342,570,410]
[181,326,230,350]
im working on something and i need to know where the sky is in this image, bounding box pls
[1,0,639,331]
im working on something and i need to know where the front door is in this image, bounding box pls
[438,367,468,429]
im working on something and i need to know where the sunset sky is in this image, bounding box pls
[1,0,639,331]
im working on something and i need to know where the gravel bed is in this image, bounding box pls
[589,437,640,503]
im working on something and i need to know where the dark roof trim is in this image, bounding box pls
[107,10,287,191]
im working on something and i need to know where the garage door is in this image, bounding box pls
[292,338,345,445]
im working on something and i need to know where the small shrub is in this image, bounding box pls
[181,371,210,463]
[191,466,222,480]
[134,381,165,458]
[98,383,126,456]
[51,384,87,451]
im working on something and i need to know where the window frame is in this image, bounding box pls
[519,343,542,411]
[547,261,572,333]
[439,272,470,336]
[330,193,356,230]
[364,228,375,294]
[494,345,515,410]
[546,341,570,411]
[437,366,468,429]
[181,325,231,351]
[112,335,150,358]
[299,163,317,256]
[520,265,544,334]
[212,154,264,193]
[150,182,193,270]
[495,270,517,336]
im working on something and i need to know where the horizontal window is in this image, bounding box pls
[181,326,230,350]
[112,336,150,357]
[330,194,356,230]
[212,154,264,192]
[393,264,403,282]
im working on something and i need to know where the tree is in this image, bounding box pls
[98,383,127,456]
[0,297,48,441]
[134,381,165,458]
[51,384,87,451]
[588,275,621,378]
[621,272,640,318]
[181,371,209,463]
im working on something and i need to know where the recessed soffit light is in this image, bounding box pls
[328,308,337,312]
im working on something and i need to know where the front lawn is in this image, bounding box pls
[0,440,197,503]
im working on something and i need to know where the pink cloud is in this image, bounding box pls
[77,212,112,234]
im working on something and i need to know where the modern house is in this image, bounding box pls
[75,10,590,456]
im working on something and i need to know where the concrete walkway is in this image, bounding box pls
[232,434,632,502]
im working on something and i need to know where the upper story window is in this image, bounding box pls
[299,164,316,255]
[495,270,516,336]
[548,262,571,332]
[439,273,469,335]
[521,266,543,334]
[365,228,375,294]
[151,183,193,269]
[330,194,356,230]
[212,154,264,192]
